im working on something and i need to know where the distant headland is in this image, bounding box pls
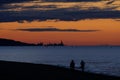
[0,38,65,46]
[1,38,120,47]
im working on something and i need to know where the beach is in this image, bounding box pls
[0,60,119,80]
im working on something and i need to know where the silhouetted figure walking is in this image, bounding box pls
[70,60,75,70]
[80,60,85,72]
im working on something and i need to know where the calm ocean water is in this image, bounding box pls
[0,46,120,76]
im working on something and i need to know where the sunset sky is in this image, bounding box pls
[0,0,120,46]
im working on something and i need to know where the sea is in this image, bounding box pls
[0,46,120,76]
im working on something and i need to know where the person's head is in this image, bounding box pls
[71,60,74,62]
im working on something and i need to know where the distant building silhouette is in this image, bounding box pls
[37,42,43,46]
[45,41,65,46]
[59,41,64,46]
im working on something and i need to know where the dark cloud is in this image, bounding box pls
[24,5,57,9]
[0,0,119,22]
[0,9,120,22]
[41,0,102,2]
[106,0,115,5]
[0,0,34,8]
[0,0,102,5]
[0,0,33,5]
[16,28,100,32]
[0,4,58,11]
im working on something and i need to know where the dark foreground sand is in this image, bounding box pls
[0,60,119,80]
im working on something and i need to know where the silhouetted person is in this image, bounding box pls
[80,60,85,72]
[70,60,75,70]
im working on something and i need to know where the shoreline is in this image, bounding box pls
[0,60,119,80]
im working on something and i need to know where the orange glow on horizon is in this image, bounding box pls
[0,19,120,46]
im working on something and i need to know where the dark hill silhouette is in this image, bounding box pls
[0,38,35,46]
[0,38,65,46]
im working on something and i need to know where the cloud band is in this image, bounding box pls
[17,28,100,32]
